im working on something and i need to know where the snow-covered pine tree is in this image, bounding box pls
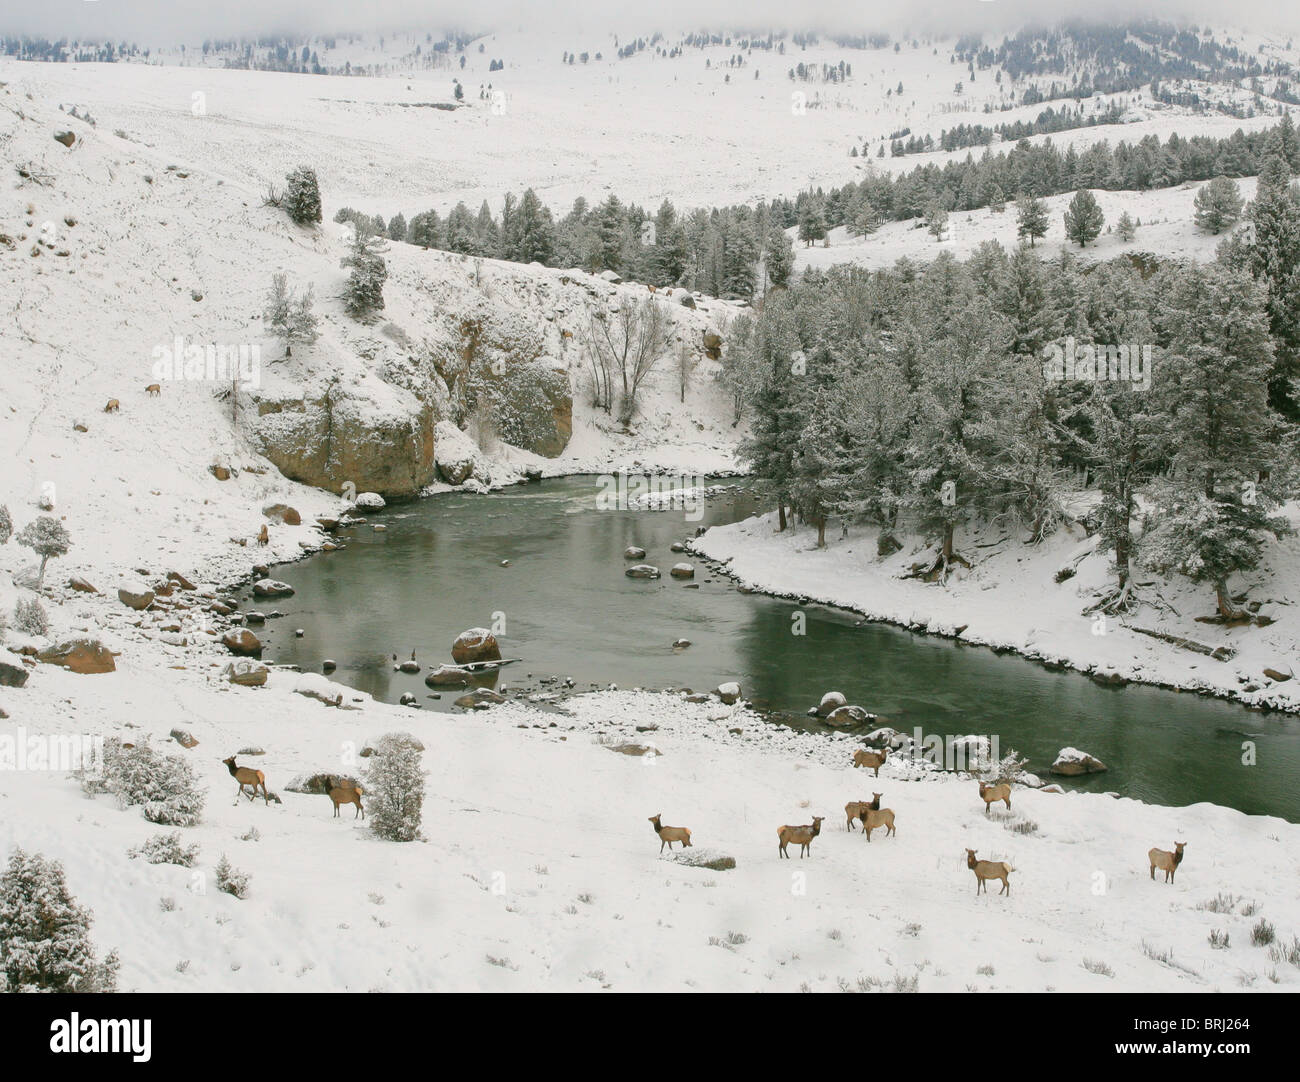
[1144,263,1290,618]
[283,166,322,225]
[263,272,319,357]
[1015,192,1049,246]
[0,847,119,992]
[365,733,427,842]
[764,220,794,289]
[0,504,11,545]
[1244,153,1300,420]
[1063,188,1104,247]
[1116,210,1136,242]
[340,224,388,319]
[1193,175,1243,235]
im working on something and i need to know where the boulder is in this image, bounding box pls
[604,741,660,756]
[825,705,873,727]
[286,772,359,795]
[167,571,197,590]
[221,629,262,656]
[625,564,661,579]
[37,638,116,674]
[817,691,847,717]
[353,492,386,512]
[451,628,501,665]
[222,659,268,687]
[624,546,647,560]
[672,639,691,649]
[293,673,344,706]
[669,563,695,579]
[68,576,98,594]
[454,688,506,708]
[1050,747,1108,776]
[1263,667,1293,682]
[170,728,199,749]
[716,681,742,705]
[262,504,302,526]
[0,660,29,688]
[252,578,295,598]
[702,331,723,360]
[118,581,155,610]
[425,664,472,687]
[433,421,490,485]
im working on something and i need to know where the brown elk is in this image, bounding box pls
[1148,841,1186,883]
[222,756,267,805]
[256,524,268,545]
[145,383,161,396]
[852,747,888,776]
[648,813,691,852]
[845,793,882,831]
[325,776,364,819]
[778,816,824,858]
[978,781,1012,815]
[103,398,120,413]
[966,849,1013,895]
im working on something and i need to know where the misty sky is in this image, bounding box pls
[3,0,1298,42]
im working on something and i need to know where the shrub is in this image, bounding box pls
[128,832,199,867]
[1251,918,1276,946]
[283,166,322,225]
[215,855,250,899]
[12,598,49,636]
[0,846,119,992]
[365,732,426,841]
[0,504,12,545]
[15,515,72,584]
[82,738,206,826]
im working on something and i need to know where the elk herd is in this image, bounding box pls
[648,748,1189,898]
[221,757,364,820]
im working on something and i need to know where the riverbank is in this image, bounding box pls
[692,510,1300,717]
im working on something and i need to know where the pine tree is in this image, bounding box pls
[263,273,319,357]
[764,221,794,289]
[1144,263,1289,618]
[0,847,118,992]
[925,200,949,240]
[1015,193,1049,246]
[1244,153,1300,420]
[408,210,441,249]
[16,515,71,585]
[1193,176,1243,235]
[340,225,388,319]
[1116,210,1136,242]
[505,188,555,264]
[283,166,322,225]
[797,199,827,247]
[387,212,407,242]
[1063,189,1104,247]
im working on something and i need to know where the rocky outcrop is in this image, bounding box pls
[0,659,29,687]
[255,379,436,500]
[118,581,154,610]
[1051,747,1108,776]
[223,659,269,686]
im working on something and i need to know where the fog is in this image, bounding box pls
[4,0,1298,43]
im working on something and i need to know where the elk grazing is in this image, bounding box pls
[966,849,1013,895]
[852,747,889,776]
[859,803,896,842]
[778,816,825,859]
[648,813,692,853]
[845,793,882,831]
[222,756,267,805]
[1148,841,1186,883]
[325,776,364,819]
[145,383,161,396]
[978,781,1012,815]
[103,398,120,413]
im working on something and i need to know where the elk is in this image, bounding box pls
[845,793,882,831]
[978,781,1012,815]
[103,398,120,413]
[222,756,267,805]
[966,849,1013,895]
[145,383,161,396]
[324,776,364,819]
[859,804,896,842]
[256,524,269,545]
[1148,841,1186,883]
[778,816,824,859]
[852,747,888,776]
[648,813,692,852]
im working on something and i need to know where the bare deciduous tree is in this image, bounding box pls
[583,296,669,423]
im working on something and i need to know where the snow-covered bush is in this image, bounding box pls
[977,747,1031,786]
[12,598,49,636]
[215,854,250,899]
[0,846,119,992]
[283,165,322,225]
[83,738,206,826]
[15,515,72,585]
[128,831,199,867]
[0,504,12,545]
[365,732,426,842]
